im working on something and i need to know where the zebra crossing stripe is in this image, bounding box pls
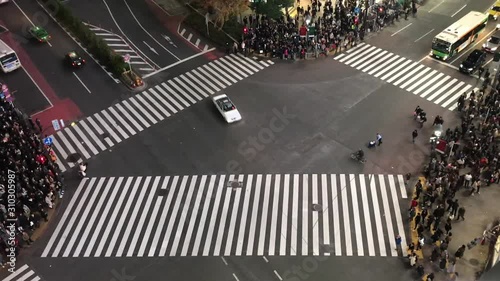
[335,43,474,111]
[41,174,408,257]
[49,56,271,171]
[1,265,42,281]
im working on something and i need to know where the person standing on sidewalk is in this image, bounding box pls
[414,213,421,229]
[412,129,418,143]
[456,207,466,221]
[454,245,466,259]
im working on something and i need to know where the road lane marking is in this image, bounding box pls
[262,256,269,263]
[274,270,283,281]
[221,257,228,266]
[415,28,435,42]
[123,0,181,60]
[232,273,240,281]
[391,23,412,37]
[22,67,53,106]
[451,4,467,17]
[428,0,444,13]
[142,47,216,78]
[73,72,91,94]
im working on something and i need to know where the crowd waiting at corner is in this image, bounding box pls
[234,0,365,59]
[0,96,64,266]
[406,78,500,280]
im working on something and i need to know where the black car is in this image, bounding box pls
[459,50,486,74]
[65,51,85,68]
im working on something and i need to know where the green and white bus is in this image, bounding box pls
[431,11,488,61]
[0,39,21,73]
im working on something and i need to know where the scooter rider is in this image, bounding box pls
[356,149,364,160]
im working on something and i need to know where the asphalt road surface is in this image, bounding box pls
[1,0,132,116]
[65,0,198,69]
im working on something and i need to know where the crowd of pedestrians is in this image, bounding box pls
[0,97,63,266]
[235,0,368,60]
[406,80,500,280]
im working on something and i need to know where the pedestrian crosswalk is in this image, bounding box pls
[41,173,408,258]
[84,23,158,77]
[2,264,42,281]
[334,43,475,111]
[49,54,273,173]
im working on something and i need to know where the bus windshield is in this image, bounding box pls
[0,53,18,66]
[432,39,451,54]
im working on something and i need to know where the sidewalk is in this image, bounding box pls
[409,174,500,281]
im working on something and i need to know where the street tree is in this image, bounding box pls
[198,0,250,29]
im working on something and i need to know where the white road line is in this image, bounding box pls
[83,177,123,257]
[136,94,164,121]
[192,176,217,256]
[331,174,341,256]
[379,175,397,257]
[123,0,180,60]
[349,46,378,67]
[434,81,465,104]
[164,82,191,107]
[451,4,467,17]
[428,0,444,13]
[182,176,207,256]
[141,91,171,117]
[87,116,114,147]
[168,79,197,104]
[391,23,412,36]
[311,174,319,255]
[143,177,173,257]
[41,179,87,257]
[302,175,309,255]
[187,33,193,41]
[291,175,299,255]
[180,28,186,36]
[268,175,281,256]
[221,257,228,266]
[73,72,92,94]
[115,103,144,131]
[155,85,184,111]
[359,175,375,256]
[74,178,113,257]
[12,0,35,26]
[274,270,283,281]
[63,178,103,257]
[235,175,253,256]
[79,120,106,151]
[224,175,243,256]
[185,71,214,96]
[107,106,137,136]
[415,29,435,42]
[122,99,151,128]
[213,60,243,81]
[138,196,162,256]
[72,125,98,155]
[148,88,177,114]
[219,57,249,78]
[94,112,122,143]
[64,127,91,159]
[420,74,449,98]
[232,273,240,281]
[340,174,352,256]
[257,175,272,256]
[349,174,363,256]
[343,46,377,65]
[386,61,418,83]
[53,178,94,257]
[377,57,407,78]
[321,174,330,255]
[101,110,129,139]
[51,136,73,168]
[150,176,182,257]
[178,75,205,99]
[247,174,262,255]
[3,264,29,281]
[129,96,158,124]
[96,177,134,257]
[170,176,197,256]
[388,175,408,256]
[22,67,53,106]
[356,50,388,71]
[107,44,129,47]
[394,64,425,86]
[442,84,472,107]
[202,175,226,256]
[370,175,386,256]
[280,175,289,256]
[127,177,161,257]
[262,256,269,263]
[159,176,189,256]
[427,78,457,101]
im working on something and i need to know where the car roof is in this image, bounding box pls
[67,51,79,58]
[213,94,228,101]
[468,49,484,59]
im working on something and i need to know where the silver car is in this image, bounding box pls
[483,33,500,53]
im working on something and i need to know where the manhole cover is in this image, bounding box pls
[313,204,322,211]
[322,244,334,253]
[469,258,479,266]
[157,189,168,196]
[228,181,242,188]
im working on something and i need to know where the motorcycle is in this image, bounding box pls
[350,153,366,163]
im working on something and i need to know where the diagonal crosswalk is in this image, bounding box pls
[334,43,476,110]
[49,54,273,173]
[41,173,408,258]
[1,264,42,281]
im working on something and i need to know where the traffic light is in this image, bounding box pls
[243,26,248,34]
[378,7,384,13]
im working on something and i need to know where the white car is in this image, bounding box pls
[212,94,241,123]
